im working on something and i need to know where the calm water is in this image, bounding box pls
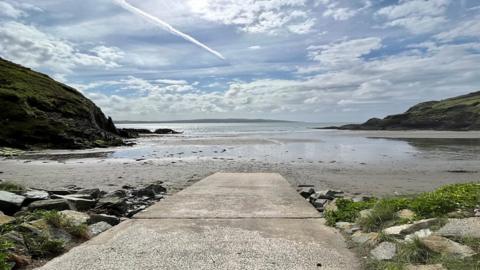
[112,122,480,164]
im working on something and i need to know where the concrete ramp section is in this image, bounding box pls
[135,173,320,219]
[39,173,359,270]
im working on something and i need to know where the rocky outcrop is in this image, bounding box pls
[322,91,480,131]
[0,58,124,149]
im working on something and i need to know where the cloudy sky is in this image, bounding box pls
[1,0,479,122]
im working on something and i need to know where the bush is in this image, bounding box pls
[357,198,411,232]
[410,183,480,217]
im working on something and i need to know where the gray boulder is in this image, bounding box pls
[299,187,315,199]
[383,219,437,236]
[370,242,396,260]
[22,190,49,203]
[437,218,480,238]
[28,199,70,211]
[77,188,101,199]
[351,231,379,246]
[88,214,120,226]
[54,195,96,211]
[132,183,166,198]
[96,196,127,216]
[0,191,26,214]
[421,235,476,258]
[60,210,90,226]
[88,222,112,237]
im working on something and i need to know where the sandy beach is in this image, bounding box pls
[1,128,479,196]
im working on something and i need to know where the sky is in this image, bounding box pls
[0,0,479,122]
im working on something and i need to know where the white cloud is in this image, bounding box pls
[377,0,451,34]
[435,16,480,41]
[0,1,24,18]
[187,0,317,34]
[306,37,382,69]
[0,21,124,73]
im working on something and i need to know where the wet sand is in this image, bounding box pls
[0,130,479,196]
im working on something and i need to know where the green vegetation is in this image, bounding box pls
[23,233,64,258]
[325,198,377,226]
[326,183,480,230]
[0,182,25,194]
[0,240,13,270]
[42,211,89,239]
[0,57,122,149]
[337,91,480,130]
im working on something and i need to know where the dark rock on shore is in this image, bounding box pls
[0,57,124,149]
[117,128,183,138]
[320,91,480,131]
[154,128,183,134]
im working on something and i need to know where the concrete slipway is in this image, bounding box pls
[39,173,359,270]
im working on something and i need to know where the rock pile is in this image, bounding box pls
[0,180,167,269]
[297,185,356,215]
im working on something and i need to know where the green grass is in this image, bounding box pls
[326,183,480,229]
[23,233,64,258]
[0,239,13,270]
[325,198,377,226]
[0,182,25,194]
[42,211,89,239]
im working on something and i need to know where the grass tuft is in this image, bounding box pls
[0,182,25,194]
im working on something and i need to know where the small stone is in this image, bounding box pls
[60,210,90,226]
[351,231,379,246]
[0,212,14,225]
[0,191,26,215]
[312,199,329,208]
[405,229,432,242]
[299,187,315,199]
[28,199,70,211]
[88,214,120,226]
[88,222,112,237]
[370,242,396,260]
[405,264,446,270]
[397,209,415,220]
[352,196,370,203]
[420,235,475,258]
[437,218,480,238]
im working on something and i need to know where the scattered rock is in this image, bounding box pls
[351,231,379,246]
[0,191,26,215]
[383,219,437,236]
[405,229,433,242]
[420,235,476,258]
[60,210,90,226]
[0,211,15,225]
[132,183,166,198]
[352,196,370,203]
[54,195,96,211]
[28,199,70,211]
[312,199,329,209]
[88,214,120,226]
[370,242,396,260]
[77,188,101,199]
[88,222,112,237]
[405,264,446,270]
[397,209,415,220]
[299,187,315,199]
[96,196,127,216]
[436,218,480,238]
[22,190,49,203]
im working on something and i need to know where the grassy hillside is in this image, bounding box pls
[336,91,480,130]
[0,58,122,149]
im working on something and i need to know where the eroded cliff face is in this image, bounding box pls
[0,58,123,149]
[336,91,480,131]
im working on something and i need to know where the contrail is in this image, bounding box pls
[114,0,225,60]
